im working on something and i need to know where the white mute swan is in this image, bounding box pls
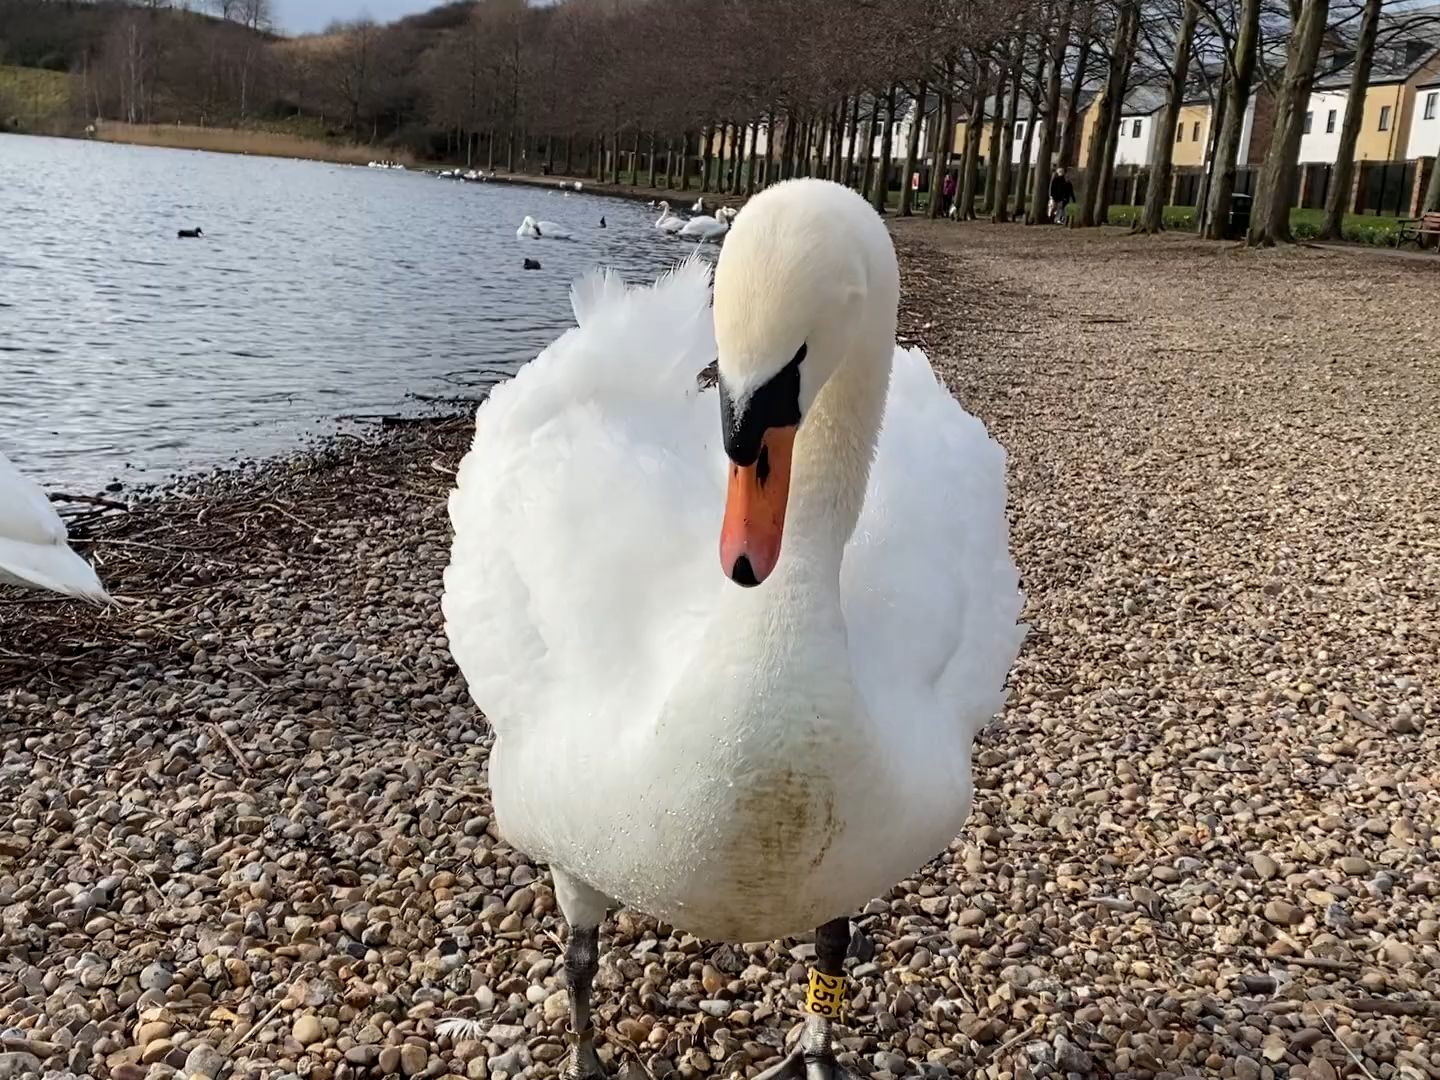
[443,178,1024,1080]
[692,195,706,213]
[653,200,685,233]
[678,205,737,242]
[517,215,572,240]
[0,450,111,604]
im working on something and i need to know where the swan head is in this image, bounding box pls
[712,179,895,587]
[658,201,671,212]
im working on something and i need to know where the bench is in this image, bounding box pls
[1396,211,1440,247]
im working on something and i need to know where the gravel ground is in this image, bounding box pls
[3,224,1438,1080]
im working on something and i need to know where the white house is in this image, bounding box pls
[1114,113,1154,166]
[1297,89,1349,162]
[1407,80,1440,158]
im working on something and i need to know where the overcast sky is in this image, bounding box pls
[271,0,440,34]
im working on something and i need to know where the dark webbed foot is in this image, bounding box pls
[562,924,608,1080]
[753,918,860,1080]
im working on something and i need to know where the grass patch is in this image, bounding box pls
[94,121,414,166]
[1106,203,1404,245]
[0,65,77,133]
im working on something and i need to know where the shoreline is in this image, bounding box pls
[3,227,1439,1080]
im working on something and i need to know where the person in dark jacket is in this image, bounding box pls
[1048,168,1075,224]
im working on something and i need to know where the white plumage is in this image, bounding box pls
[517,215,572,240]
[678,206,736,243]
[0,450,111,604]
[444,179,1023,943]
[653,201,686,233]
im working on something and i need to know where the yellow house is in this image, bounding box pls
[1309,42,1440,161]
[1170,102,1212,167]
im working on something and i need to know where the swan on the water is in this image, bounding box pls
[678,205,736,242]
[653,201,685,233]
[0,450,111,604]
[517,216,573,240]
[443,178,1024,1080]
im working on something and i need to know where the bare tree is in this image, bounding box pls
[1137,0,1200,232]
[1319,0,1380,239]
[1029,0,1076,221]
[1200,0,1262,239]
[1248,0,1330,245]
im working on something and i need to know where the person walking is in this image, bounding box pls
[941,171,957,217]
[1049,167,1075,225]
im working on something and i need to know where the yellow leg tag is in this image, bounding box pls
[805,969,846,1019]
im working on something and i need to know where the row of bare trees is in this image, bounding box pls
[12,0,1438,242]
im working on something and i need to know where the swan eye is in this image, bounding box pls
[718,344,805,465]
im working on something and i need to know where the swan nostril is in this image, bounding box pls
[730,556,760,587]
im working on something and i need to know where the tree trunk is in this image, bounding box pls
[871,85,898,213]
[1320,0,1381,238]
[1426,140,1440,212]
[647,132,658,188]
[860,98,880,196]
[959,62,989,219]
[1030,0,1076,222]
[1138,0,1199,233]
[983,64,1007,213]
[1250,0,1330,245]
[994,37,1025,222]
[745,121,760,193]
[843,95,862,188]
[1093,27,1136,226]
[1059,17,1088,169]
[899,80,928,215]
[1195,82,1228,233]
[700,125,713,191]
[1079,0,1138,226]
[1016,48,1045,215]
[928,82,955,218]
[831,100,847,181]
[1202,0,1261,239]
[679,132,691,190]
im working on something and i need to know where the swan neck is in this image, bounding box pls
[782,338,891,579]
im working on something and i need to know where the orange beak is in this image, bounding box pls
[720,426,796,586]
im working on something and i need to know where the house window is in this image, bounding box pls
[1176,125,1183,142]
[1379,105,1391,131]
[1132,119,1142,138]
[1426,92,1438,120]
[1015,121,1025,140]
[1326,109,1336,132]
[1193,121,1200,140]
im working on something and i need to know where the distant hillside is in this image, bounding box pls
[0,0,271,71]
[0,63,76,132]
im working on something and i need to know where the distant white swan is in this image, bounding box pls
[678,206,737,243]
[0,450,111,604]
[691,196,706,213]
[654,201,685,233]
[518,216,573,240]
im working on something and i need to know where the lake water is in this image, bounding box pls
[0,135,712,492]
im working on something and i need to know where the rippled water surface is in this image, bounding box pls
[0,135,710,491]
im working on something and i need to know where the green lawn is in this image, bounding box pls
[1106,203,1405,245]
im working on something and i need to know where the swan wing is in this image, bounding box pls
[841,347,1024,742]
[444,257,725,736]
[0,451,110,603]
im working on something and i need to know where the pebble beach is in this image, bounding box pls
[2,224,1438,1080]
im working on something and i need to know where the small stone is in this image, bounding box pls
[379,1047,402,1074]
[1339,856,1370,875]
[1252,853,1278,880]
[345,1045,381,1067]
[701,963,725,995]
[1235,1056,1261,1080]
[1264,900,1302,926]
[399,1044,427,1076]
[183,1043,224,1079]
[139,964,173,992]
[292,1014,324,1046]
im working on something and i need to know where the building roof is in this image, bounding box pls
[1315,41,1440,89]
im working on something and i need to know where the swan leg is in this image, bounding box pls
[752,918,858,1080]
[561,923,606,1080]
